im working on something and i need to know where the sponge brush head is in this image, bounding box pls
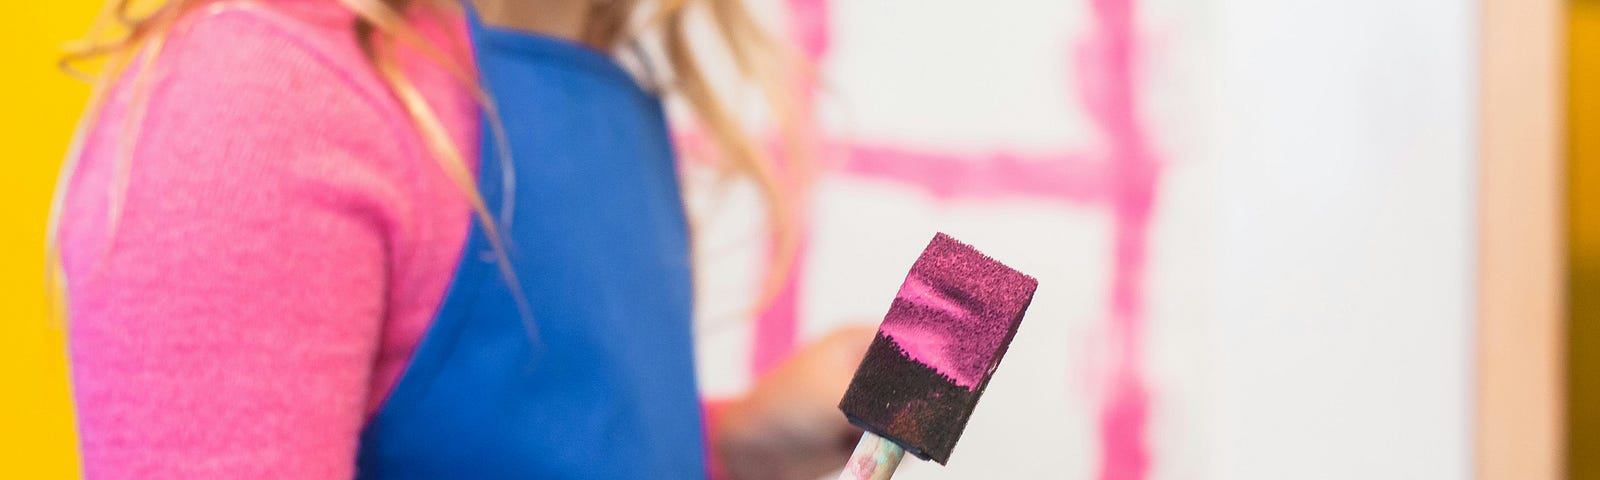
[838,233,1039,465]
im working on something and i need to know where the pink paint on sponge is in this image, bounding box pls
[878,235,1038,389]
[839,233,1039,464]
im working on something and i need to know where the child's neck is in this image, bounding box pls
[470,0,593,44]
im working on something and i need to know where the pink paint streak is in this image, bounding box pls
[894,275,968,320]
[878,275,970,388]
[873,233,1038,392]
[849,451,877,480]
[1081,0,1157,477]
[740,0,833,377]
[841,144,1106,203]
[787,0,830,60]
[880,330,959,381]
[752,235,808,376]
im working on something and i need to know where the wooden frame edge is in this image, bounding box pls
[1477,0,1566,478]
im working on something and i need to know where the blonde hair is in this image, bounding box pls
[49,0,810,319]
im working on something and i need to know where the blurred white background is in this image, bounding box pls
[688,0,1475,478]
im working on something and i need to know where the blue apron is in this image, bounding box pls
[355,11,705,479]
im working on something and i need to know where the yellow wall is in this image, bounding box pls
[1572,2,1600,479]
[0,3,98,479]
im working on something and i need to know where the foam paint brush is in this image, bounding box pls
[836,233,1039,479]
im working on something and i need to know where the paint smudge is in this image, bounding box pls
[842,432,906,480]
[875,234,1038,390]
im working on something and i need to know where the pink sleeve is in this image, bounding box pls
[703,399,731,480]
[61,10,413,479]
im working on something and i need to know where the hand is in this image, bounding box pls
[714,326,876,480]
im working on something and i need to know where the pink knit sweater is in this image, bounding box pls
[59,1,479,477]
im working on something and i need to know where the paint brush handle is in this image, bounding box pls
[837,431,906,480]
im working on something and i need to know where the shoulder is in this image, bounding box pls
[115,0,480,184]
[60,1,479,266]
[143,2,405,146]
[61,3,413,264]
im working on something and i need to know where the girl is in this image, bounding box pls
[52,0,865,478]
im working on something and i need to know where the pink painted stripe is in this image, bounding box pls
[1083,0,1157,477]
[752,234,809,376]
[786,0,831,60]
[839,144,1106,203]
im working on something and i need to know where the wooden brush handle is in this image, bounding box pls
[837,431,906,480]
